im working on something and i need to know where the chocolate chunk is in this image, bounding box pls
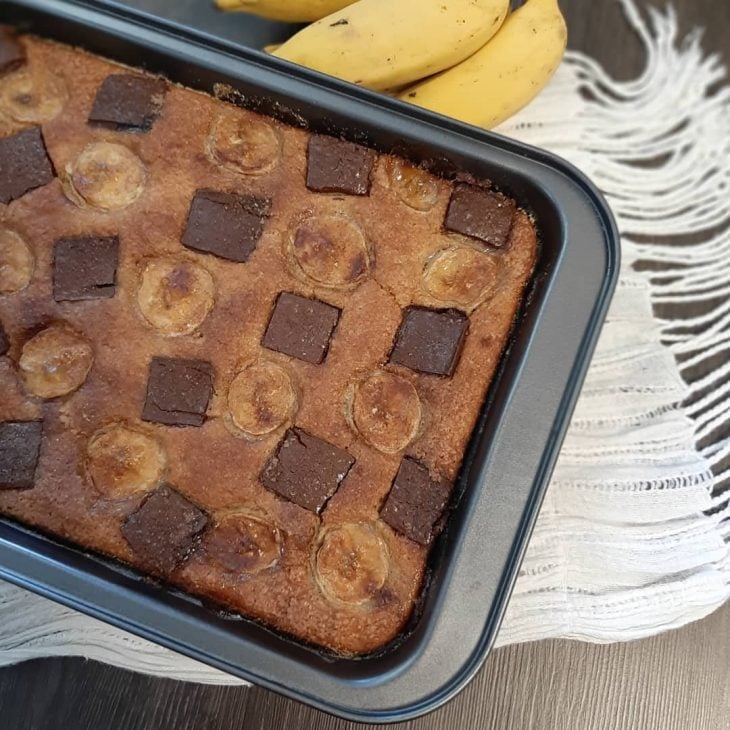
[53,236,119,301]
[444,183,516,248]
[142,356,213,427]
[0,127,55,205]
[121,485,208,574]
[380,457,450,545]
[389,306,468,376]
[89,74,167,131]
[0,421,42,490]
[0,320,8,356]
[262,292,340,364]
[261,427,355,513]
[182,189,271,263]
[0,26,25,76]
[306,135,375,196]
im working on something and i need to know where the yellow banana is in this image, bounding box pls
[273,0,510,92]
[215,0,356,22]
[399,0,567,128]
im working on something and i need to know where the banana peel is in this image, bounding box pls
[272,0,510,91]
[215,0,356,23]
[400,0,567,129]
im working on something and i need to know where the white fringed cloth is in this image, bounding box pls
[0,0,728,682]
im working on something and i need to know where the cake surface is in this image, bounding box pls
[0,30,537,655]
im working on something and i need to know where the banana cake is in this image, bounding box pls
[0,28,538,655]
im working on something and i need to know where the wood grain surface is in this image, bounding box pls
[1,604,728,730]
[1,1,729,729]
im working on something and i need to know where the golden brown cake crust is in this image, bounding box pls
[0,36,538,655]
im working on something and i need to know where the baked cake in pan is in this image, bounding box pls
[0,27,537,655]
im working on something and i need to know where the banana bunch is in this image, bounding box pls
[215,0,567,129]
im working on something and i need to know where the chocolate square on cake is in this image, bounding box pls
[0,127,55,204]
[182,189,272,263]
[380,457,450,545]
[142,356,213,427]
[389,306,469,376]
[261,427,355,512]
[89,74,167,131]
[53,236,119,301]
[0,421,43,490]
[262,292,340,364]
[121,485,208,574]
[445,183,516,248]
[306,135,375,196]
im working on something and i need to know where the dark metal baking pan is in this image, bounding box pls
[0,0,619,722]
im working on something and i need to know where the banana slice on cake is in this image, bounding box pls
[19,324,93,399]
[86,424,166,499]
[227,361,298,437]
[137,257,215,336]
[65,142,146,211]
[0,228,34,294]
[423,245,500,310]
[383,158,439,212]
[0,67,68,124]
[347,370,422,454]
[206,113,281,176]
[313,523,390,607]
[205,510,283,575]
[285,214,370,289]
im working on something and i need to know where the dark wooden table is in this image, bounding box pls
[1,1,728,728]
